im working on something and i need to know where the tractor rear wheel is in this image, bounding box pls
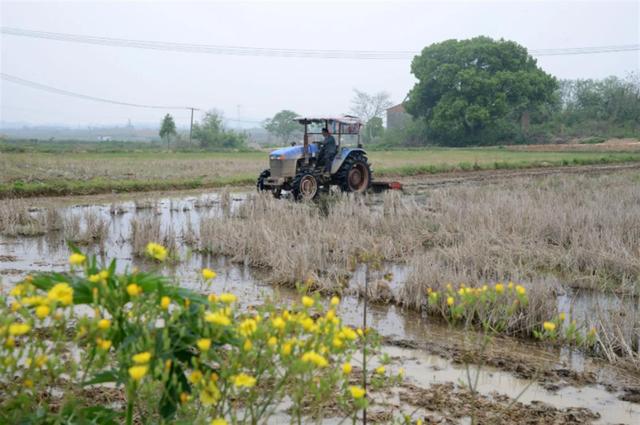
[256,169,281,198]
[291,171,319,201]
[336,152,371,193]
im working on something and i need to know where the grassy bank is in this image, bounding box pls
[2,148,640,198]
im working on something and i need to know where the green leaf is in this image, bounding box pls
[83,370,120,386]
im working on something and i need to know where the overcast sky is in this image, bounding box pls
[1,0,638,128]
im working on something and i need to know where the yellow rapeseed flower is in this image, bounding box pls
[330,296,340,306]
[35,305,51,319]
[208,293,218,303]
[21,296,46,306]
[332,337,343,349]
[98,319,111,330]
[211,419,228,425]
[301,351,328,368]
[268,336,278,347]
[99,270,109,280]
[88,274,101,283]
[447,296,455,306]
[281,342,292,356]
[69,253,86,266]
[243,339,253,351]
[349,385,366,399]
[126,284,142,297]
[219,293,237,304]
[494,283,505,294]
[202,268,217,280]
[132,351,152,364]
[239,318,257,337]
[271,316,285,330]
[96,338,112,351]
[146,242,168,262]
[516,285,526,295]
[375,366,385,375]
[10,284,26,297]
[200,381,221,405]
[197,338,212,351]
[543,322,556,332]
[161,296,171,310]
[128,365,148,381]
[232,373,256,388]
[301,296,314,308]
[189,370,203,384]
[559,312,566,322]
[340,327,357,341]
[205,312,231,326]
[342,362,352,374]
[47,283,74,306]
[8,323,31,336]
[179,392,190,404]
[35,354,48,368]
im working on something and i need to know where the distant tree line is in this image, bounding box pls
[158,110,247,151]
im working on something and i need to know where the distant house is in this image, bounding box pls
[97,136,113,141]
[386,103,411,129]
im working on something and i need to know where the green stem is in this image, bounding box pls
[125,386,135,425]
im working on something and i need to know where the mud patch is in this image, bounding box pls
[384,337,597,391]
[400,382,600,425]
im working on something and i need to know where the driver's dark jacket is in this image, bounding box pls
[321,135,337,158]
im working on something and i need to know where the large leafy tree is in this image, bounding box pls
[159,114,177,149]
[263,110,301,144]
[406,37,557,145]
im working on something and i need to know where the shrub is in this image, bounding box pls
[0,246,393,424]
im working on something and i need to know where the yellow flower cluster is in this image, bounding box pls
[145,242,168,262]
[128,351,152,381]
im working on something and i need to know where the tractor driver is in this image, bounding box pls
[319,127,337,174]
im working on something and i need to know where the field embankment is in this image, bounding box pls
[2,146,640,198]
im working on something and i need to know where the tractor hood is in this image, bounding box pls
[270,144,319,159]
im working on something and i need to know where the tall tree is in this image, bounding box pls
[350,89,393,142]
[406,37,557,146]
[192,110,246,150]
[263,110,301,144]
[159,114,177,150]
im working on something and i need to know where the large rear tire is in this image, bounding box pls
[256,169,281,198]
[336,152,371,193]
[291,171,319,201]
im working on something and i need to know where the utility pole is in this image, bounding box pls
[189,107,195,145]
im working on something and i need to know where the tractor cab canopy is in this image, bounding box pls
[295,115,363,146]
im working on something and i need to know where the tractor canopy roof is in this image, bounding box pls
[295,115,362,135]
[294,115,362,126]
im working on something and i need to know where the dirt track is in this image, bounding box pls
[401,162,640,190]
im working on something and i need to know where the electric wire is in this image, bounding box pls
[2,27,638,59]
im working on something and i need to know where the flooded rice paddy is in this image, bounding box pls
[1,187,639,424]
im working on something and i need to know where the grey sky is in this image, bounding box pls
[1,0,638,128]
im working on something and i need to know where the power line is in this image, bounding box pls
[1,72,197,110]
[2,26,638,59]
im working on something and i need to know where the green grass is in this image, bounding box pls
[1,147,639,198]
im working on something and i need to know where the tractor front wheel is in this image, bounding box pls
[292,171,319,201]
[336,153,371,193]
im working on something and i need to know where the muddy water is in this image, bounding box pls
[1,189,639,424]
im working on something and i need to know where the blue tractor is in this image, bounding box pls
[257,116,373,200]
